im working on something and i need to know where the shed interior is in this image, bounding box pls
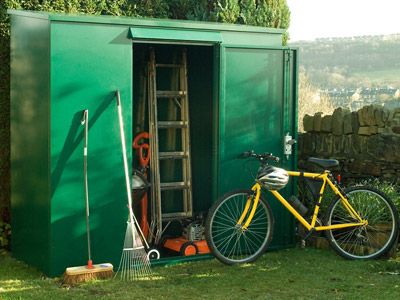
[132,43,216,256]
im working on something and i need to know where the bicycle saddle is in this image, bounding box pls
[307,157,339,169]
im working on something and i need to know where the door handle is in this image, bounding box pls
[284,133,296,159]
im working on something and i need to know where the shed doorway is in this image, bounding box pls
[132,43,216,259]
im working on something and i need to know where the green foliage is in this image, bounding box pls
[358,178,400,209]
[214,0,240,23]
[204,0,290,38]
[186,0,214,21]
[0,221,11,250]
[168,0,193,19]
[239,0,256,24]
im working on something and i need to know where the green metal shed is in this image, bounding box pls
[8,9,298,277]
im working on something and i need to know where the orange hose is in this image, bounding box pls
[133,132,150,238]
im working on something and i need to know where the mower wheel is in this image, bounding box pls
[180,242,198,256]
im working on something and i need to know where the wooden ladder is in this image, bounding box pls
[148,48,193,244]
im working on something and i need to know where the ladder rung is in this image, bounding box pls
[158,121,188,128]
[162,212,193,220]
[160,182,189,190]
[156,64,181,68]
[156,91,187,98]
[159,151,188,159]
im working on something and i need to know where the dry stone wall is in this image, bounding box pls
[298,105,400,182]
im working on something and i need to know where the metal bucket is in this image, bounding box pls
[132,169,150,202]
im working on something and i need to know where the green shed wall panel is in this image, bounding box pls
[49,22,132,276]
[10,15,51,274]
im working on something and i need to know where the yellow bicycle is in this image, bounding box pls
[205,151,399,264]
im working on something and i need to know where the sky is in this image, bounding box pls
[287,0,400,41]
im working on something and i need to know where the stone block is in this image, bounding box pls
[321,115,332,133]
[356,105,377,126]
[392,126,400,134]
[351,111,359,133]
[387,110,395,124]
[382,108,390,126]
[370,126,378,135]
[358,126,373,136]
[394,108,400,118]
[381,134,400,163]
[350,134,368,157]
[349,160,381,176]
[301,133,315,155]
[366,163,382,176]
[321,134,333,156]
[297,133,304,155]
[374,106,385,127]
[333,135,344,156]
[367,135,384,158]
[357,107,365,126]
[348,160,363,174]
[315,134,324,155]
[343,112,353,134]
[303,114,314,132]
[378,127,389,134]
[366,105,377,126]
[343,135,352,154]
[313,112,323,132]
[332,107,349,136]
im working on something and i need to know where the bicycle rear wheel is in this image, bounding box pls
[325,186,399,259]
[205,189,274,265]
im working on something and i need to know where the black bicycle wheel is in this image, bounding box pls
[325,186,399,259]
[205,189,274,265]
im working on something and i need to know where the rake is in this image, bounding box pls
[115,90,153,281]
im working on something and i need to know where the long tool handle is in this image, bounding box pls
[115,90,150,250]
[81,109,93,268]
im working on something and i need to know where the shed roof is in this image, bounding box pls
[7,9,285,35]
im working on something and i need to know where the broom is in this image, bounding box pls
[114,91,153,280]
[63,109,113,284]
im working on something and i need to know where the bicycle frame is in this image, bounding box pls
[238,171,368,231]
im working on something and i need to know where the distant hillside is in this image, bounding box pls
[291,34,400,89]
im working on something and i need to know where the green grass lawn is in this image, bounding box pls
[1,247,400,299]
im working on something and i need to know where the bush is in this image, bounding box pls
[357,178,400,209]
[0,222,11,250]
[0,207,10,251]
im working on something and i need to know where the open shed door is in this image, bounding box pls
[218,46,298,246]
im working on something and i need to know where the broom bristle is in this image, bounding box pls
[63,263,113,285]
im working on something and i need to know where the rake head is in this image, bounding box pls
[115,220,152,281]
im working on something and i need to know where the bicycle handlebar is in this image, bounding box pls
[241,150,280,163]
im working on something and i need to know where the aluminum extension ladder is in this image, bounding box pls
[148,48,193,244]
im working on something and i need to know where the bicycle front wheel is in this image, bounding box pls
[205,189,274,265]
[326,186,399,259]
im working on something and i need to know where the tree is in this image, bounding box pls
[298,70,334,132]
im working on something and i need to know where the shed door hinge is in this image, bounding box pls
[284,50,292,63]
